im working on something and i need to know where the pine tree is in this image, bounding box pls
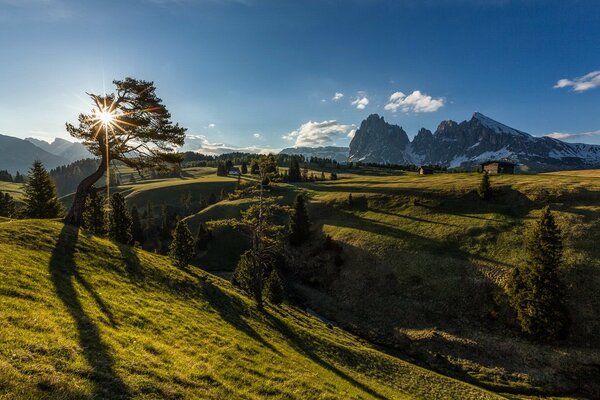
[131,205,145,245]
[23,160,63,218]
[263,269,285,305]
[330,172,338,180]
[241,161,248,174]
[348,193,353,207]
[109,193,133,244]
[250,159,260,174]
[232,250,266,306]
[289,193,310,246]
[0,192,16,218]
[288,156,302,182]
[478,172,491,200]
[320,171,326,181]
[195,223,211,252]
[507,207,570,340]
[169,218,195,268]
[82,190,105,234]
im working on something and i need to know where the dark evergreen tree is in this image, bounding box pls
[348,193,353,207]
[507,207,570,340]
[232,250,266,306]
[250,159,260,174]
[82,189,105,234]
[14,171,25,183]
[241,161,248,174]
[208,193,217,204]
[131,205,144,245]
[478,172,492,200]
[195,223,211,252]
[0,192,16,218]
[169,218,195,268]
[330,172,338,180]
[263,269,284,305]
[289,193,310,246]
[288,156,302,182]
[216,162,228,176]
[320,171,326,181]
[109,193,132,244]
[23,160,63,218]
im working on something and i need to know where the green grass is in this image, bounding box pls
[179,170,600,397]
[0,181,24,202]
[0,219,501,400]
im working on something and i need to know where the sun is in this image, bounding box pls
[97,109,115,127]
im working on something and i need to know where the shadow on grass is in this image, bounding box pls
[202,283,282,356]
[262,309,388,400]
[49,224,130,399]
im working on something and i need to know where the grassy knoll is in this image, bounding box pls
[0,181,24,201]
[184,170,600,397]
[0,219,500,400]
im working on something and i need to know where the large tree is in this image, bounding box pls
[65,78,186,226]
[289,193,310,246]
[23,160,63,219]
[507,206,570,340]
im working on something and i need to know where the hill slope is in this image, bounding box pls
[0,219,499,399]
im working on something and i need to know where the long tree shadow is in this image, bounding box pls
[49,225,130,399]
[262,310,388,400]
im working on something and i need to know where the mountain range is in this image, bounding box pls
[347,113,600,171]
[0,135,93,174]
[279,146,349,163]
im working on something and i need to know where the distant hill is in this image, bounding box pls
[279,146,349,162]
[25,137,93,163]
[0,134,69,174]
[349,113,600,171]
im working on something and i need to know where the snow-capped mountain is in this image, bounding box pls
[279,146,349,163]
[348,113,600,171]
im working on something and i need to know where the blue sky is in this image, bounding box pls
[1,0,599,152]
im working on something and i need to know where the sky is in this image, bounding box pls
[1,0,599,153]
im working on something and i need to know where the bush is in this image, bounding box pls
[478,172,491,200]
[264,270,285,305]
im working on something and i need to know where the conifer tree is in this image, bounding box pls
[241,161,248,174]
[0,192,16,218]
[109,193,132,244]
[169,218,195,268]
[289,193,310,246]
[478,172,492,200]
[250,159,260,174]
[82,189,105,234]
[507,207,570,340]
[348,193,353,207]
[330,172,338,180]
[320,171,326,181]
[232,250,266,306]
[264,269,285,305]
[288,156,302,182]
[23,160,63,218]
[195,223,211,252]
[130,205,145,245]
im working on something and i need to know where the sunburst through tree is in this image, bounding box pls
[65,78,187,226]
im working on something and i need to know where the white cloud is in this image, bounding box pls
[347,129,357,139]
[546,130,600,142]
[351,95,369,110]
[384,90,444,113]
[282,120,356,147]
[208,123,216,128]
[554,70,600,92]
[332,92,344,101]
[181,134,276,155]
[253,133,263,139]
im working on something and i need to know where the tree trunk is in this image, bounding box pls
[64,143,107,226]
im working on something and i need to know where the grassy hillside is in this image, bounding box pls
[0,219,500,399]
[184,170,600,397]
[0,181,24,202]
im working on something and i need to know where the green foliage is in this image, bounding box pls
[348,193,353,207]
[288,156,302,182]
[289,193,310,246]
[23,160,63,218]
[232,249,267,306]
[507,207,570,340]
[250,159,259,174]
[195,223,211,252]
[82,189,105,235]
[130,205,144,245]
[478,172,491,200]
[330,172,338,180]
[216,161,228,176]
[169,218,195,268]
[240,161,248,174]
[64,78,187,226]
[264,269,285,305]
[109,193,132,244]
[0,192,16,218]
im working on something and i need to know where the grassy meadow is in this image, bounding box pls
[0,219,500,400]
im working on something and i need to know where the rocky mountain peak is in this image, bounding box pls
[349,114,411,163]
